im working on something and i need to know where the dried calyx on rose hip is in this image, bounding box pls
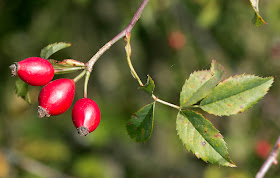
[38,78,75,118]
[9,57,54,86]
[72,98,101,136]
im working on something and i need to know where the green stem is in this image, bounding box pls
[125,34,143,86]
[73,70,86,83]
[125,33,180,110]
[54,67,86,74]
[152,95,181,110]
[82,0,149,100]
[84,71,91,98]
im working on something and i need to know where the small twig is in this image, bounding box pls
[84,71,91,98]
[82,0,149,98]
[86,0,149,72]
[125,33,144,86]
[256,136,280,178]
[85,0,180,110]
[73,70,86,82]
[54,67,85,74]
[153,96,181,110]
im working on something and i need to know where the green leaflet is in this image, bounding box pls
[15,77,31,104]
[139,75,155,96]
[180,70,211,107]
[176,110,235,167]
[200,75,273,116]
[180,60,224,108]
[250,0,267,27]
[40,42,72,59]
[126,102,155,142]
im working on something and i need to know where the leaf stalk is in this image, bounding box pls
[73,70,86,83]
[125,33,143,86]
[84,71,91,98]
[125,33,180,110]
[153,96,181,110]
[54,66,86,74]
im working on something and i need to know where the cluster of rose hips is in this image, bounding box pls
[9,57,101,136]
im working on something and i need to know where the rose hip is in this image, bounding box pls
[38,78,75,118]
[10,57,54,86]
[255,140,272,159]
[72,98,101,136]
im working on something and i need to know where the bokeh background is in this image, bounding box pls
[0,0,280,177]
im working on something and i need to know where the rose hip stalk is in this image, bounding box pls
[72,98,101,136]
[10,57,54,86]
[38,78,75,118]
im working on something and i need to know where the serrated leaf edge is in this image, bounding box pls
[201,75,274,116]
[176,110,236,167]
[126,102,155,143]
[139,75,155,96]
[180,70,211,105]
[180,60,225,108]
[40,42,72,59]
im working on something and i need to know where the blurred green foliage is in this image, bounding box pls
[0,0,280,177]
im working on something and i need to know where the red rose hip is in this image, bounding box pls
[38,78,75,118]
[10,57,54,86]
[255,140,272,159]
[72,98,101,136]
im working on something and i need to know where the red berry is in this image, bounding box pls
[168,31,186,50]
[72,98,101,136]
[10,57,54,86]
[38,78,75,118]
[255,140,272,159]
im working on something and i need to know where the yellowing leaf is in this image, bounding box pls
[250,0,267,27]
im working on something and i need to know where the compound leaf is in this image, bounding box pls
[200,75,273,116]
[180,60,224,108]
[140,75,155,96]
[40,42,71,59]
[15,77,31,104]
[177,110,235,167]
[126,102,155,142]
[250,0,267,27]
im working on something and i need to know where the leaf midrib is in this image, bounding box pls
[201,78,271,106]
[180,111,230,164]
[182,71,212,106]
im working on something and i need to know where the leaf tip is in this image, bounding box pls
[228,162,237,168]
